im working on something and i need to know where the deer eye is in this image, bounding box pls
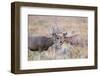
[57,37,59,39]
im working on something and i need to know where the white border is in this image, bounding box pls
[20,7,95,70]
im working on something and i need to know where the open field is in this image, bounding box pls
[28,15,88,61]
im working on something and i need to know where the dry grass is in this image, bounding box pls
[28,15,88,61]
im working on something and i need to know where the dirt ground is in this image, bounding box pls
[28,15,88,61]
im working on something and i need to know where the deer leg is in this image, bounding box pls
[38,47,42,60]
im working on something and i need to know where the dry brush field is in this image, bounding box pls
[28,15,88,61]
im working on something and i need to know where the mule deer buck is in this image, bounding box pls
[63,32,86,47]
[28,25,64,52]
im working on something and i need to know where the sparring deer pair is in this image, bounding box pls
[28,26,82,52]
